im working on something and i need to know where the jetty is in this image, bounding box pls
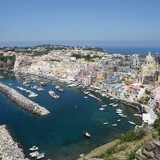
[0,125,26,160]
[0,82,50,116]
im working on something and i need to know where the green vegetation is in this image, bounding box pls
[153,114,160,135]
[31,51,48,56]
[72,53,101,61]
[120,129,146,142]
[0,55,16,70]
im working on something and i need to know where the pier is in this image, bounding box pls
[0,125,26,160]
[0,82,50,116]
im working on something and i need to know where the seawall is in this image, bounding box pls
[0,82,50,116]
[0,125,26,160]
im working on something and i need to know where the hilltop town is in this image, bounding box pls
[1,45,160,160]
[0,45,160,121]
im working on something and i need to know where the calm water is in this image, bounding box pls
[0,73,141,160]
[101,46,160,54]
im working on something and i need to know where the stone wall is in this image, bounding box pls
[0,82,50,116]
[0,125,26,160]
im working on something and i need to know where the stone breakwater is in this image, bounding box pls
[0,82,50,116]
[0,125,26,160]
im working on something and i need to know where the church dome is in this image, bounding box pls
[145,52,155,62]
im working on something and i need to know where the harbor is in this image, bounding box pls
[0,73,142,160]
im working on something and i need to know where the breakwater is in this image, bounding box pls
[0,82,50,116]
[0,125,26,160]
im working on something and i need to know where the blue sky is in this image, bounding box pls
[0,0,160,46]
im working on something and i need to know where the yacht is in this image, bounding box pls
[28,92,38,98]
[48,90,59,98]
[29,146,39,151]
[36,152,45,159]
[99,107,105,111]
[55,85,64,92]
[128,121,136,125]
[30,151,39,158]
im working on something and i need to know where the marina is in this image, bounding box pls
[0,73,142,160]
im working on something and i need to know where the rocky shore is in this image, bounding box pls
[0,125,26,160]
[0,82,50,116]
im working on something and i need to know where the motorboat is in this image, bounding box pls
[112,124,117,127]
[112,104,118,107]
[103,122,108,125]
[101,104,107,107]
[83,131,91,138]
[99,107,105,111]
[36,152,45,159]
[48,90,59,98]
[29,151,39,158]
[128,121,136,125]
[55,85,64,92]
[29,146,39,151]
[28,92,38,98]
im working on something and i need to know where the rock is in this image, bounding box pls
[142,148,154,158]
[153,140,160,148]
[135,150,148,160]
[144,141,155,151]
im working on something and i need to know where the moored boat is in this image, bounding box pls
[128,121,136,125]
[29,151,39,157]
[83,131,91,138]
[29,146,39,151]
[36,152,45,159]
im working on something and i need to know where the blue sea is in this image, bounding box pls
[100,46,160,54]
[0,72,142,160]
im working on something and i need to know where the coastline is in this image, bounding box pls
[0,82,50,116]
[0,125,26,160]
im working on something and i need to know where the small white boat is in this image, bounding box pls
[117,119,121,122]
[109,103,113,106]
[110,97,114,100]
[83,131,91,138]
[99,107,105,111]
[30,151,39,157]
[112,104,118,107]
[128,121,136,125]
[103,122,108,125]
[84,96,88,98]
[112,124,117,127]
[101,104,107,107]
[36,152,45,159]
[29,92,38,98]
[133,114,142,117]
[29,146,39,151]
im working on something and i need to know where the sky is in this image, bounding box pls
[0,0,160,46]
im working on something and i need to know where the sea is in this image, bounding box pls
[100,46,160,55]
[0,72,141,160]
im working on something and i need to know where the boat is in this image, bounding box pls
[128,121,136,125]
[101,104,107,107]
[29,146,39,151]
[103,122,108,125]
[84,96,88,98]
[133,114,142,117]
[36,152,45,159]
[117,119,121,122]
[29,151,39,158]
[83,131,91,138]
[112,104,118,107]
[99,107,105,111]
[48,90,59,98]
[110,97,114,100]
[112,124,117,127]
[109,103,113,106]
[55,85,64,92]
[28,92,38,98]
